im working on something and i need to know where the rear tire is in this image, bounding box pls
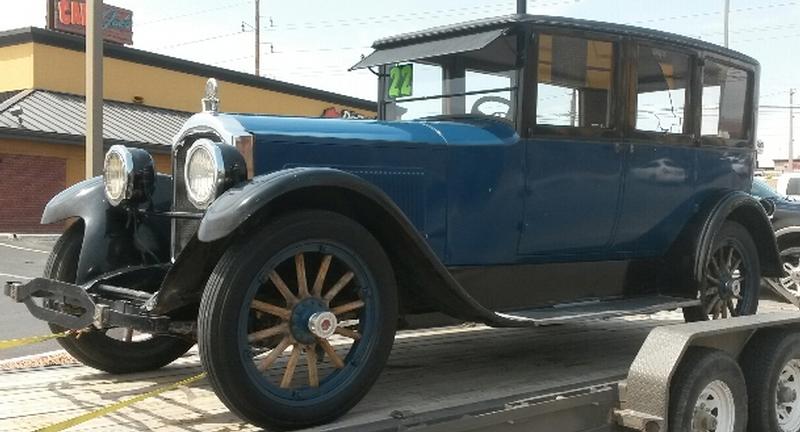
[47,221,194,374]
[198,210,398,429]
[741,331,800,432]
[669,348,747,432]
[684,221,760,322]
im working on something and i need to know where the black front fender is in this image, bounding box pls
[41,175,173,283]
[155,167,503,324]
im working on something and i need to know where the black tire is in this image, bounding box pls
[741,331,800,432]
[47,221,194,374]
[669,348,748,432]
[198,210,398,430]
[684,221,761,322]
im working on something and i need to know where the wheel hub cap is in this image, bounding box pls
[308,311,338,339]
[777,359,800,431]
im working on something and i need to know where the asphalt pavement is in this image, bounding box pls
[0,236,59,359]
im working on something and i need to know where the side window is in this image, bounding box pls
[701,61,750,142]
[536,34,615,128]
[635,46,690,134]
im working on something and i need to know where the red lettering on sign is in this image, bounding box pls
[57,0,71,25]
[70,1,84,26]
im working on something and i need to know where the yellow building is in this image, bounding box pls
[0,27,375,233]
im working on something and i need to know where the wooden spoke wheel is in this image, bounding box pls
[685,221,760,322]
[198,211,397,429]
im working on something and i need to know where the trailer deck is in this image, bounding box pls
[1,300,796,432]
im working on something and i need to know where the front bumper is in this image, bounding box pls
[3,278,192,335]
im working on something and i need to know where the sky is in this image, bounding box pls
[1,0,798,166]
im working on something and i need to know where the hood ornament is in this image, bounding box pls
[202,78,219,114]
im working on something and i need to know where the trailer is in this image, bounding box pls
[1,300,800,432]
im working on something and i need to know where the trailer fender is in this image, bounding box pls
[41,175,173,283]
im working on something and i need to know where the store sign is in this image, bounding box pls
[47,0,134,45]
[321,107,367,120]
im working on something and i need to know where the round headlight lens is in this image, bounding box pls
[185,140,221,208]
[103,146,132,206]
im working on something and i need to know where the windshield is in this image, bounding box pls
[751,178,781,199]
[382,33,519,122]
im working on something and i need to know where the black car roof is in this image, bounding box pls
[371,14,758,67]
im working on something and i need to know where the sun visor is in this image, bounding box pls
[351,29,506,70]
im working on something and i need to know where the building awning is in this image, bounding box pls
[351,29,506,70]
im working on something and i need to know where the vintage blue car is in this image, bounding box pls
[3,14,781,429]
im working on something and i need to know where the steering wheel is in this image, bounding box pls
[470,96,513,119]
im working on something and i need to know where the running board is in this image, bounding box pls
[496,296,700,325]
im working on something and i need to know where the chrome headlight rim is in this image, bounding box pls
[103,145,135,207]
[184,138,226,209]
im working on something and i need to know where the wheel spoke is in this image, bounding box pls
[727,300,737,317]
[306,345,319,387]
[785,262,796,274]
[312,255,332,297]
[704,296,720,315]
[709,255,721,275]
[257,336,292,371]
[726,246,735,269]
[248,323,288,343]
[706,274,720,285]
[123,328,133,343]
[280,345,301,388]
[331,300,365,316]
[268,271,299,305]
[323,271,354,303]
[721,303,728,318]
[335,327,361,340]
[251,300,291,320]
[295,254,309,298]
[731,257,742,273]
[318,338,344,368]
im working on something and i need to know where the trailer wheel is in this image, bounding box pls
[669,348,747,432]
[741,331,800,432]
[684,221,760,322]
[46,221,194,374]
[198,210,398,429]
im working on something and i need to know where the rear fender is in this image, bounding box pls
[152,167,500,324]
[665,190,781,297]
[41,175,173,283]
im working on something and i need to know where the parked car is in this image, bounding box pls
[777,172,800,199]
[4,14,780,428]
[751,178,800,296]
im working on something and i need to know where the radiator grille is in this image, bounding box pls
[172,144,201,258]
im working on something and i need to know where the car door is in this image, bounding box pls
[613,44,697,257]
[518,32,625,258]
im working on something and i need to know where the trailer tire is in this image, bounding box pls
[198,210,398,429]
[741,331,800,432]
[46,221,194,374]
[669,348,747,432]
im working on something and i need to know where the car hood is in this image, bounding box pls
[230,114,518,147]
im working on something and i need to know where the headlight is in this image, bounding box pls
[103,145,155,206]
[184,138,246,209]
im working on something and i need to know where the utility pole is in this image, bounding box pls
[86,0,103,178]
[517,0,526,14]
[723,0,731,47]
[791,88,796,172]
[255,0,261,76]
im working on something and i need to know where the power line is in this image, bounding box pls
[630,1,798,25]
[139,1,253,26]
[155,31,245,50]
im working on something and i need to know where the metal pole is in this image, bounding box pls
[255,0,261,76]
[517,0,526,14]
[723,0,730,47]
[85,0,103,178]
[791,89,796,172]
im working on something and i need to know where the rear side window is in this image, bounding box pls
[635,46,690,134]
[788,178,800,196]
[701,61,750,141]
[536,34,615,129]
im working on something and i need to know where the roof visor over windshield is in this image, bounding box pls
[351,29,507,70]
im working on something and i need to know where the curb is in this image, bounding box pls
[0,233,60,239]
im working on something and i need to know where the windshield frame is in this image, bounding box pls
[377,28,526,130]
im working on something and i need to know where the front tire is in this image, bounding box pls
[669,348,747,432]
[198,210,398,429]
[684,221,761,322]
[47,222,194,374]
